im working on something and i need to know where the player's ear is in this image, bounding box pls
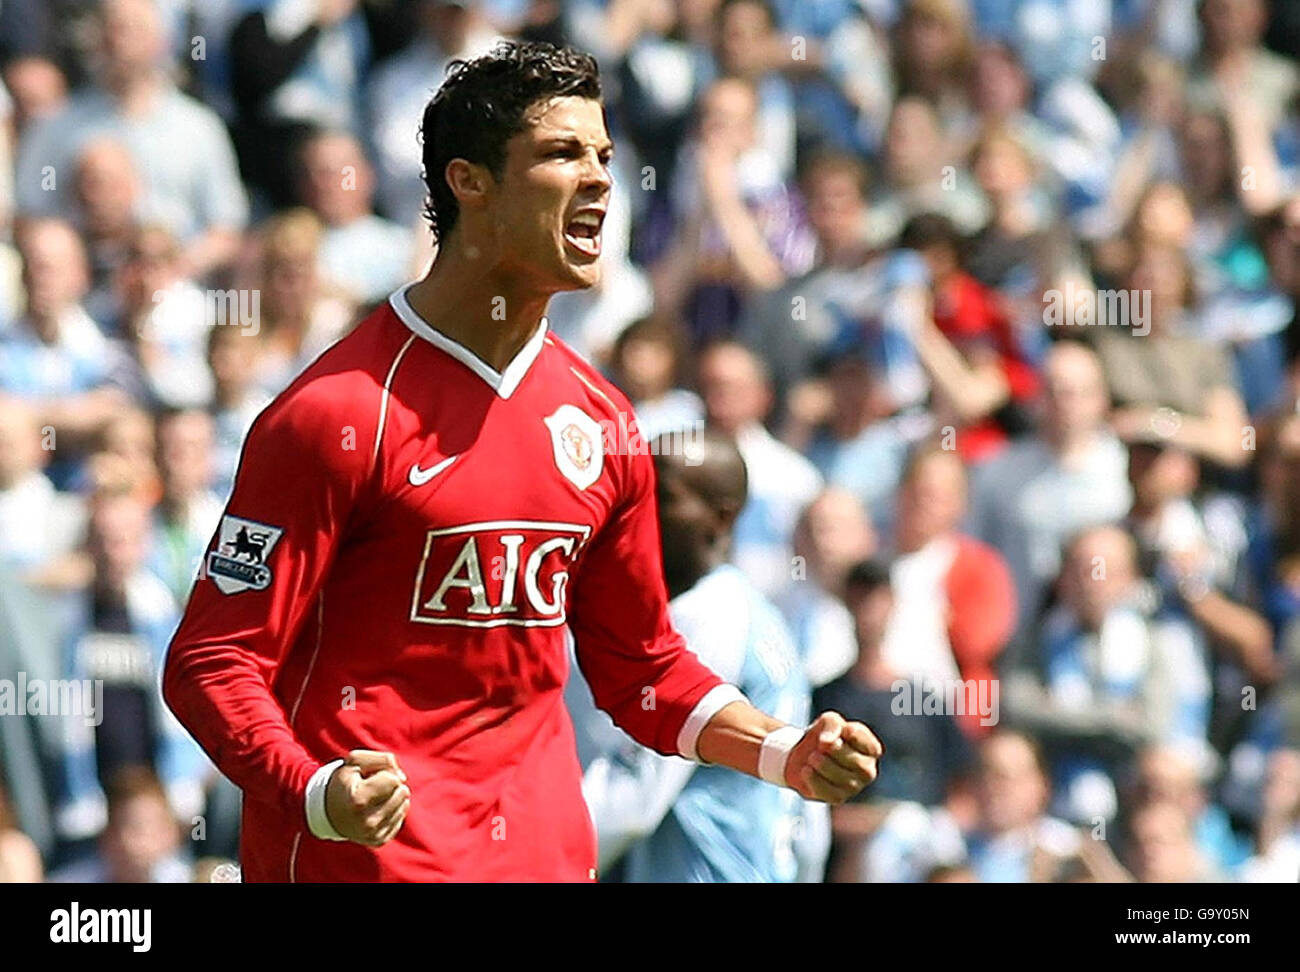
[444,158,492,211]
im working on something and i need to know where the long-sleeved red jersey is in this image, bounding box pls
[163,287,729,881]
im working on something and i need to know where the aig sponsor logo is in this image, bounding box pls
[410,520,592,627]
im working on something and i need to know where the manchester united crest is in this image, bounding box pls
[544,404,604,490]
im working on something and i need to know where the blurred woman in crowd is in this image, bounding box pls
[892,0,974,135]
[1097,241,1252,469]
[654,76,814,344]
[249,207,356,396]
[607,314,702,440]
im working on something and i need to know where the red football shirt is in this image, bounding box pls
[163,287,729,881]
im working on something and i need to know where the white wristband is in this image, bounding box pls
[305,759,348,841]
[757,726,803,787]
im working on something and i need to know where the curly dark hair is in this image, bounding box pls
[419,41,603,243]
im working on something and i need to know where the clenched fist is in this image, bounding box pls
[325,750,411,847]
[784,712,882,804]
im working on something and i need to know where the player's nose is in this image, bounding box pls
[580,150,612,193]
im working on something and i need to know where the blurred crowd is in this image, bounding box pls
[0,0,1299,883]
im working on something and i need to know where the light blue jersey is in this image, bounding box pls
[575,565,829,882]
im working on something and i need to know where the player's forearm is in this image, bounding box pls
[694,700,788,779]
[162,640,322,825]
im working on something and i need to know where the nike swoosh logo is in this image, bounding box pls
[408,455,458,486]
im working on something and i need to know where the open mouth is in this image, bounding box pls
[563,209,604,258]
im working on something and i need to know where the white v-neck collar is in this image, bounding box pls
[388,284,548,399]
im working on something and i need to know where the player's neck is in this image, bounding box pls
[407,249,551,373]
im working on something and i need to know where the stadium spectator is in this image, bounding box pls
[112,225,215,409]
[1,56,68,134]
[606,314,703,440]
[587,0,710,217]
[0,219,132,486]
[763,0,890,155]
[964,43,1050,163]
[799,351,918,515]
[229,0,372,209]
[839,797,967,883]
[969,341,1133,639]
[979,0,1115,88]
[865,96,987,246]
[899,211,1039,461]
[879,442,1016,728]
[1263,195,1300,371]
[247,207,357,396]
[1123,798,1221,881]
[52,483,209,844]
[710,0,797,179]
[1188,0,1299,132]
[763,211,935,429]
[964,122,1054,294]
[1124,743,1251,875]
[90,408,160,501]
[1003,525,1212,824]
[813,557,974,807]
[1086,54,1188,245]
[1123,436,1276,744]
[15,0,248,278]
[147,408,223,604]
[0,395,83,576]
[697,340,822,596]
[962,730,1082,883]
[1169,100,1289,412]
[294,129,416,306]
[892,0,975,134]
[738,150,876,403]
[776,488,877,688]
[1097,240,1252,469]
[1093,181,1196,288]
[207,326,273,503]
[72,138,143,327]
[367,0,504,223]
[1269,588,1300,751]
[1239,747,1300,881]
[1244,414,1300,635]
[655,76,815,343]
[50,767,190,883]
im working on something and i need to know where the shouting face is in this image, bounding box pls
[487,95,613,293]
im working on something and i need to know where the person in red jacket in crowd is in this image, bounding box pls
[880,441,1017,735]
[901,213,1041,464]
